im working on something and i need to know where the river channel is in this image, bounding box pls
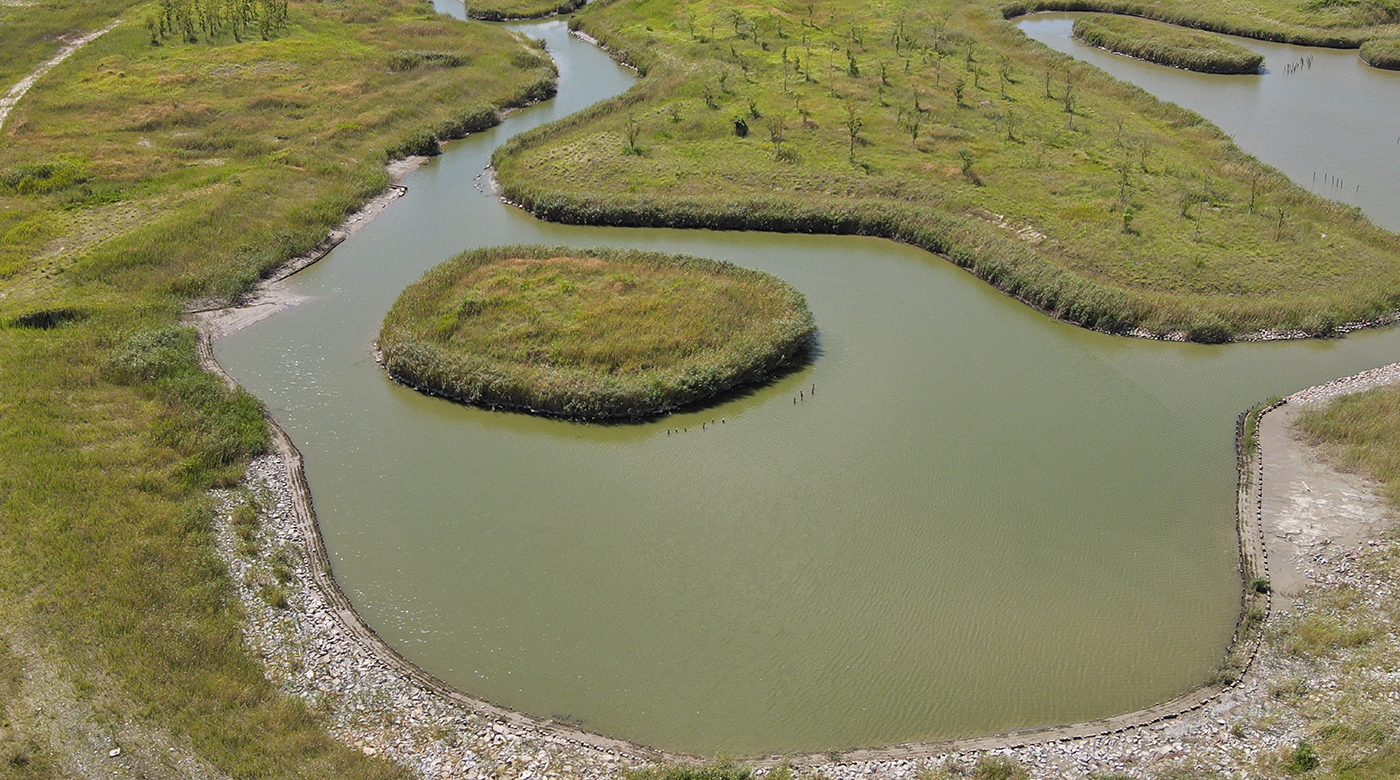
[215,11,1400,755]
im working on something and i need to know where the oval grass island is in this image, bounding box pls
[378,245,816,420]
[1071,15,1264,75]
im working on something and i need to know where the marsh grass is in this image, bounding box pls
[625,760,754,780]
[1,0,555,297]
[0,0,556,774]
[494,0,1400,339]
[379,245,815,419]
[1000,0,1399,47]
[467,0,585,21]
[1072,15,1264,73]
[1359,38,1400,69]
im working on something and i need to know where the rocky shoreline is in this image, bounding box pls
[205,360,1400,779]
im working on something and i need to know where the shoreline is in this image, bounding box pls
[203,289,1400,776]
[191,148,1400,775]
[188,21,1400,779]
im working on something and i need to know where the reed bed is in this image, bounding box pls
[1073,14,1264,73]
[379,245,815,420]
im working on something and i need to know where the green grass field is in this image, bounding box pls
[1072,14,1264,73]
[379,245,815,419]
[0,0,554,773]
[493,0,1400,339]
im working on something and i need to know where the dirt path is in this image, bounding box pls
[0,20,122,132]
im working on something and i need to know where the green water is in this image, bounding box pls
[215,16,1400,755]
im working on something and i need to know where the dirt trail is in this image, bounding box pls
[0,20,122,132]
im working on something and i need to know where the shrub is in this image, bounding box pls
[1286,741,1320,773]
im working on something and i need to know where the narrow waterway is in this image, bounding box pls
[215,12,1400,755]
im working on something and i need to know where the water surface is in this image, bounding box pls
[216,15,1400,755]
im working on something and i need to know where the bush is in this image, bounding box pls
[1287,741,1320,773]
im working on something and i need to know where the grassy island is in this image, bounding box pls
[379,245,815,419]
[1360,38,1400,69]
[493,0,1400,340]
[1072,15,1264,74]
[468,0,586,21]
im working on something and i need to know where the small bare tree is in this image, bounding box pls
[845,103,863,161]
[624,113,642,154]
[766,113,787,158]
[904,110,921,147]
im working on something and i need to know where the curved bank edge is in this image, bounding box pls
[192,213,1288,771]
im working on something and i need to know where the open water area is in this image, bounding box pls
[215,11,1400,755]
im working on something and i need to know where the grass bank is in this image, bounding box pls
[379,245,815,419]
[1359,38,1400,68]
[0,0,555,773]
[492,0,1400,340]
[1072,14,1264,73]
[468,0,585,21]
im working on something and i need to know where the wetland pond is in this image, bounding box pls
[215,12,1400,755]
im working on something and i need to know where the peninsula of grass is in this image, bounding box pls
[1360,38,1400,69]
[1072,15,1264,74]
[378,245,815,419]
[492,0,1400,340]
[468,0,585,21]
[0,0,555,774]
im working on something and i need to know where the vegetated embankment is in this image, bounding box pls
[0,0,562,773]
[378,244,815,420]
[491,0,1400,342]
[1072,14,1264,73]
[468,0,586,22]
[1360,38,1400,69]
[999,0,1385,48]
